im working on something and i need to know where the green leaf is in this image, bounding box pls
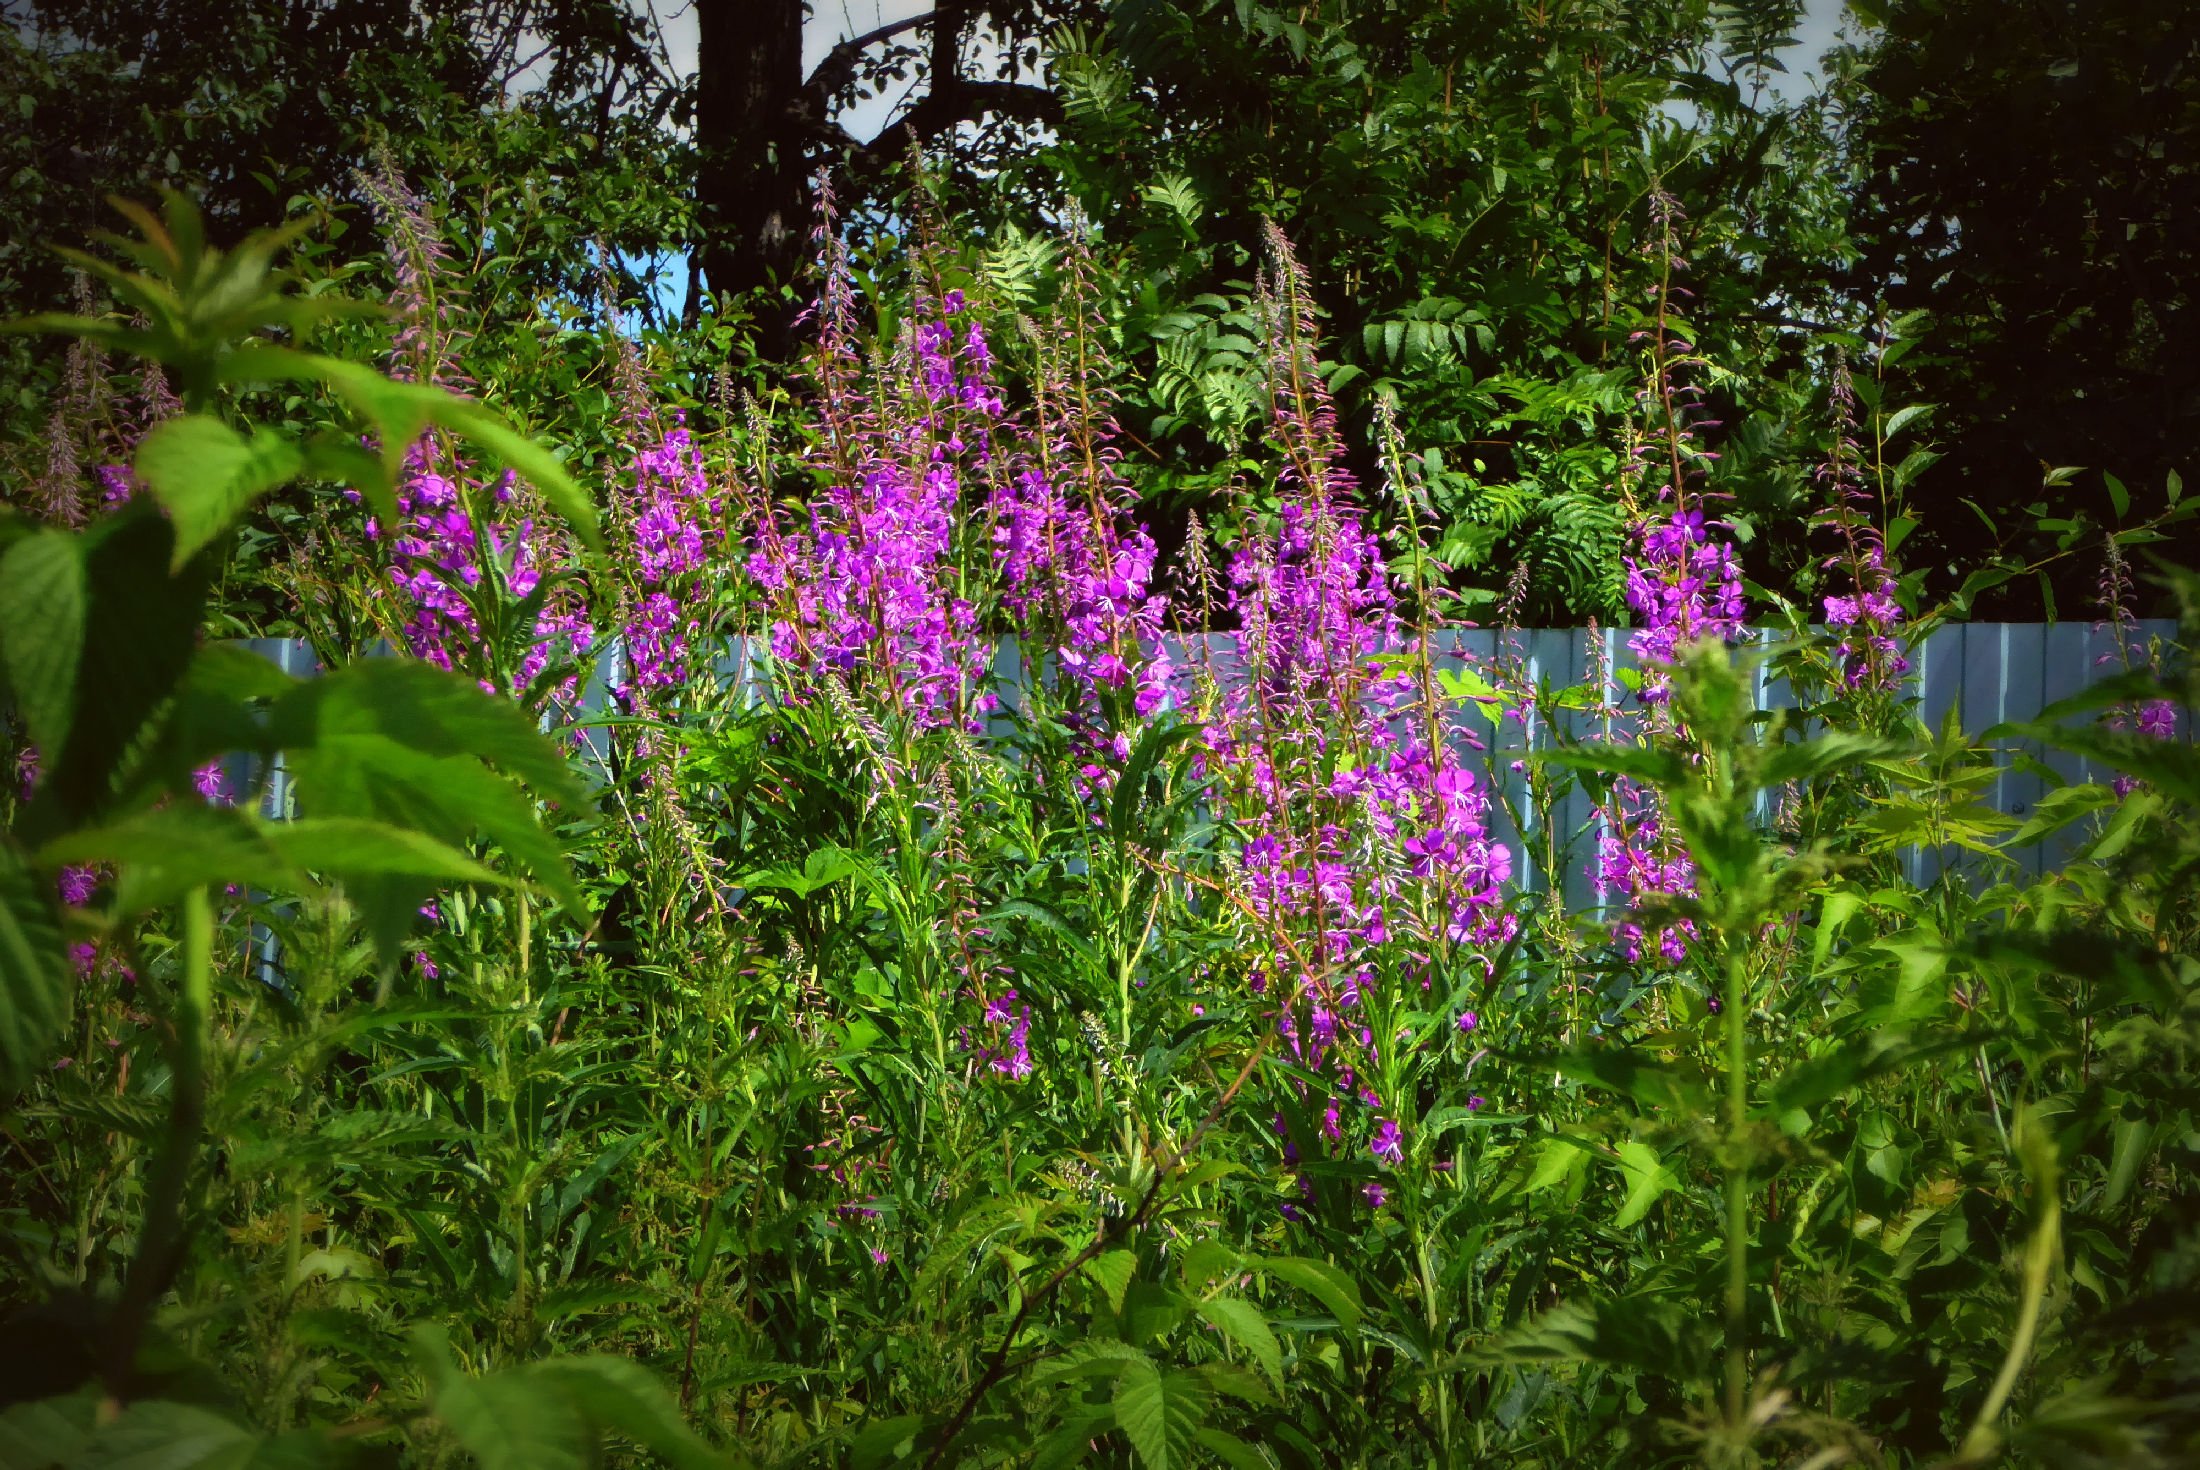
[2006,782,2116,847]
[281,658,586,812]
[1758,734,1907,789]
[434,1369,588,1470]
[75,1399,329,1470]
[0,844,70,1096]
[1192,1428,1276,1470]
[527,1357,722,1470]
[1111,1359,1210,1470]
[1110,720,1198,845]
[134,414,304,568]
[300,435,397,527]
[1549,1045,1712,1111]
[219,346,600,553]
[0,1388,96,1469]
[290,734,581,914]
[2104,471,2130,520]
[30,506,213,834]
[1025,1340,1148,1391]
[0,531,86,758]
[1195,1294,1283,1393]
[1537,744,1687,787]
[987,898,1103,974]
[1610,1141,1678,1228]
[1881,403,1935,439]
[1258,1255,1363,1330]
[849,1414,926,1470]
[264,819,507,886]
[44,804,306,915]
[1086,1248,1139,1315]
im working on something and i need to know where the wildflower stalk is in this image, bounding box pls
[1721,931,1750,1431]
[102,885,213,1408]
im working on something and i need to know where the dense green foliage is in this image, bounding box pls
[7,0,2193,616]
[1,3,2197,1467]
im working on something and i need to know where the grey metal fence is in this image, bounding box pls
[229,620,2184,912]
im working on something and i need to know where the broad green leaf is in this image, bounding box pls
[434,1368,588,1470]
[30,506,212,834]
[75,1399,329,1470]
[264,819,506,886]
[262,814,503,971]
[1810,888,1864,975]
[289,734,581,914]
[1085,1248,1138,1315]
[1550,1045,1712,1111]
[2104,471,2130,519]
[0,531,86,758]
[528,1357,721,1470]
[46,805,305,916]
[1537,744,1687,787]
[1526,1135,1594,1193]
[1758,734,1907,789]
[987,898,1103,973]
[219,345,600,553]
[1258,1255,1362,1330]
[0,1390,95,1469]
[0,844,70,1095]
[1027,1340,1148,1391]
[134,414,304,567]
[1110,720,1198,845]
[1611,1141,1677,1228]
[1881,403,1935,439]
[1854,932,1952,1029]
[281,658,586,812]
[2006,782,2116,847]
[848,1414,926,1470]
[1196,1293,1283,1393]
[299,436,397,527]
[1192,1428,1276,1470]
[1111,1359,1209,1470]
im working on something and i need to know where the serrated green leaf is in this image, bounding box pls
[1196,1294,1283,1393]
[1192,1428,1275,1470]
[218,346,599,553]
[0,844,70,1095]
[76,1398,329,1470]
[527,1357,721,1470]
[134,414,304,567]
[1611,1141,1677,1228]
[1111,1359,1209,1470]
[434,1367,588,1470]
[0,531,85,759]
[0,1390,97,1470]
[1086,1248,1138,1315]
[1258,1255,1362,1330]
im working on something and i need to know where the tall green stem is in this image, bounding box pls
[1722,938,1749,1429]
[103,886,213,1406]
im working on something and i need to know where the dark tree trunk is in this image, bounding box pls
[690,1,1066,355]
[693,0,808,351]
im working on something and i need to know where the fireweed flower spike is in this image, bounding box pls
[742,177,994,732]
[1814,352,1909,693]
[2095,540,2179,796]
[1620,192,1745,700]
[1599,191,1739,961]
[363,162,594,705]
[1205,224,1513,1181]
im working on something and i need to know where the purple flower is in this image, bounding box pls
[1369,1117,1403,1165]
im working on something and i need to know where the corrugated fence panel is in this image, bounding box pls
[229,622,2183,895]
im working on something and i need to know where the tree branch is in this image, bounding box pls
[849,80,1062,169]
[802,7,938,102]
